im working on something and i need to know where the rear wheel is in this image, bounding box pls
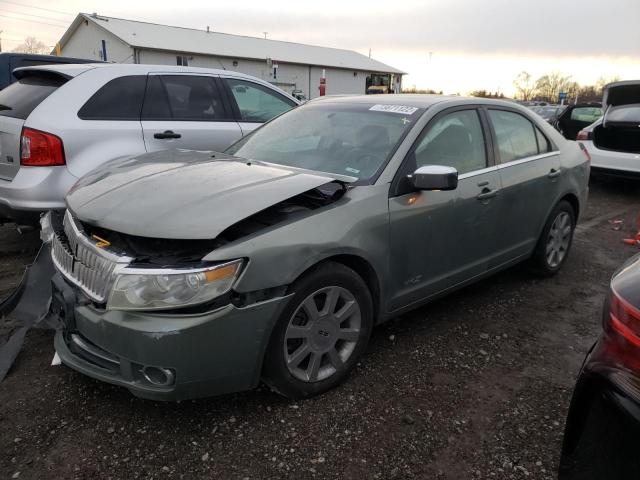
[263,262,373,399]
[530,200,576,276]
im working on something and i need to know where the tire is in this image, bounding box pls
[529,200,576,276]
[263,262,373,399]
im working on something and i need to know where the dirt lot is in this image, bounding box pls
[1,176,639,480]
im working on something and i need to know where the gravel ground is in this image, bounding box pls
[1,175,639,480]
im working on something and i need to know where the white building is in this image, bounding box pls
[57,13,405,100]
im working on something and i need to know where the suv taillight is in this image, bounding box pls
[20,127,65,166]
[576,130,592,141]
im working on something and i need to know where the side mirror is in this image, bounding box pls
[408,165,458,191]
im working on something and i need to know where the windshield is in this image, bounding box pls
[226,102,424,182]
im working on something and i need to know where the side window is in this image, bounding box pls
[141,75,228,121]
[488,110,538,163]
[226,78,295,123]
[570,107,602,123]
[412,109,487,174]
[535,126,551,153]
[78,75,147,120]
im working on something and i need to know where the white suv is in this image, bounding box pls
[0,63,299,224]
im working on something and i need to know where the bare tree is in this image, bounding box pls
[12,36,49,55]
[535,72,572,103]
[595,75,621,96]
[513,71,536,101]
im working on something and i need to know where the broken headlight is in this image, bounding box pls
[106,259,243,311]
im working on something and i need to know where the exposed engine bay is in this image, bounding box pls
[68,181,348,266]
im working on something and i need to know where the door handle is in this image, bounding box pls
[476,188,500,201]
[153,130,182,139]
[548,168,561,179]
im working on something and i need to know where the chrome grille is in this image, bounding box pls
[51,211,132,303]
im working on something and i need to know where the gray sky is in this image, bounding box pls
[2,0,639,94]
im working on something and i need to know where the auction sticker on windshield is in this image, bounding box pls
[369,104,419,115]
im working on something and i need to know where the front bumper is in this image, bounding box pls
[53,274,290,401]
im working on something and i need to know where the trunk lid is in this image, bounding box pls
[0,71,68,180]
[602,80,640,128]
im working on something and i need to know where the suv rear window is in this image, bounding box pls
[78,75,147,120]
[0,73,67,120]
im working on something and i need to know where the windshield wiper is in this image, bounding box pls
[0,104,12,111]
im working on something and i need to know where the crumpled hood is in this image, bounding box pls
[66,149,346,239]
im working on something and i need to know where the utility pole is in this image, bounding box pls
[0,31,3,53]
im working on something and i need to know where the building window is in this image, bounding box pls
[176,55,189,66]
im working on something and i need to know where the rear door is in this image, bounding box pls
[220,77,297,136]
[0,72,67,180]
[71,74,148,178]
[141,74,242,153]
[487,108,561,266]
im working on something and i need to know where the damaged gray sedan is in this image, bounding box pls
[44,95,589,400]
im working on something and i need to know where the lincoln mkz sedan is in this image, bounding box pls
[43,95,590,400]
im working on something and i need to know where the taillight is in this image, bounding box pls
[576,130,592,141]
[592,290,640,374]
[609,290,640,347]
[20,127,65,166]
[578,142,591,162]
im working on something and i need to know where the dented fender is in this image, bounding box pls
[203,184,391,303]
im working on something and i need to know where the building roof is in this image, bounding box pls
[59,13,405,75]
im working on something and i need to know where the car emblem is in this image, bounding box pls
[92,235,111,248]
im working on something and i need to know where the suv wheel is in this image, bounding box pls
[530,200,576,276]
[263,262,373,399]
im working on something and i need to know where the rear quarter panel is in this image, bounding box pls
[24,66,147,180]
[555,138,590,223]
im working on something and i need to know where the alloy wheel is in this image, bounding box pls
[284,286,361,382]
[546,211,572,268]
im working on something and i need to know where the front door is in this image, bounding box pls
[141,74,243,153]
[221,77,298,136]
[388,108,502,312]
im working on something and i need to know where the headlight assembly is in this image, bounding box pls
[106,259,243,311]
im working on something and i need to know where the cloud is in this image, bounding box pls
[135,0,640,57]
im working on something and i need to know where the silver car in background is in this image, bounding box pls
[0,63,299,224]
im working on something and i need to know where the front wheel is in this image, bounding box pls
[263,262,373,399]
[529,200,576,276]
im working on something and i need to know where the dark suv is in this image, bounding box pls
[0,53,95,90]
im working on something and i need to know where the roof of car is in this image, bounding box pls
[307,94,524,109]
[13,63,252,77]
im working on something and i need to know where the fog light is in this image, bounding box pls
[141,366,175,386]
